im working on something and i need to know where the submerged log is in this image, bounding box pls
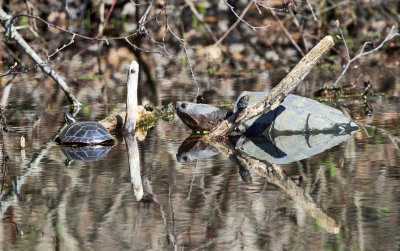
[207,35,335,138]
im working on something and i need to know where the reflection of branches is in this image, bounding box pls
[143,176,177,247]
[0,105,7,196]
[364,125,400,150]
[186,160,198,200]
[208,139,341,233]
[335,25,400,84]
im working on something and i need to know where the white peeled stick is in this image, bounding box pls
[124,61,139,134]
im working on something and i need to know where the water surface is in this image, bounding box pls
[1,66,399,250]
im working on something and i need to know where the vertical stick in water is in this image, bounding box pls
[124,61,139,133]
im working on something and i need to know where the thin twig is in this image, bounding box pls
[336,20,350,63]
[306,0,317,21]
[138,0,154,29]
[183,0,218,42]
[75,0,118,56]
[223,0,270,31]
[335,25,399,84]
[252,0,286,12]
[0,35,75,77]
[214,1,254,46]
[270,8,305,56]
[0,8,81,106]
[165,2,199,96]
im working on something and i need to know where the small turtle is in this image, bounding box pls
[55,113,115,145]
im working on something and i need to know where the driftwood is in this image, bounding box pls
[207,35,335,138]
[0,8,81,107]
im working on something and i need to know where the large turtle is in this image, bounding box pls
[55,113,115,145]
[176,91,359,135]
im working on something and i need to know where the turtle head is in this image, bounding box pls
[175,101,227,131]
[65,113,77,124]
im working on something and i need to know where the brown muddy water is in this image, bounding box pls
[0,65,399,250]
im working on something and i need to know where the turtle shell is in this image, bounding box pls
[59,121,114,145]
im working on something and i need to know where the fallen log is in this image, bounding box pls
[207,35,335,138]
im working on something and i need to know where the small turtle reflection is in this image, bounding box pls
[61,145,113,166]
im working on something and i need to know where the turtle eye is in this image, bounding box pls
[181,103,187,109]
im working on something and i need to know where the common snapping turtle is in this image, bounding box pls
[176,91,359,135]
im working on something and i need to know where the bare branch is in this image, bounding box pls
[223,0,270,31]
[305,0,317,21]
[252,0,286,12]
[164,2,199,96]
[0,34,75,77]
[75,0,118,56]
[0,8,81,106]
[138,0,154,29]
[335,25,399,84]
[336,20,350,62]
[270,8,304,56]
[183,0,218,42]
[214,1,253,46]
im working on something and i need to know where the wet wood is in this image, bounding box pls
[99,106,154,131]
[207,35,335,138]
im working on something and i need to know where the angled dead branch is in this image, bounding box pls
[0,8,81,107]
[207,35,335,138]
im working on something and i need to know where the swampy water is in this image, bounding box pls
[1,66,399,250]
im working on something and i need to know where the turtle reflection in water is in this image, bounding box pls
[55,113,115,165]
[61,145,113,166]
